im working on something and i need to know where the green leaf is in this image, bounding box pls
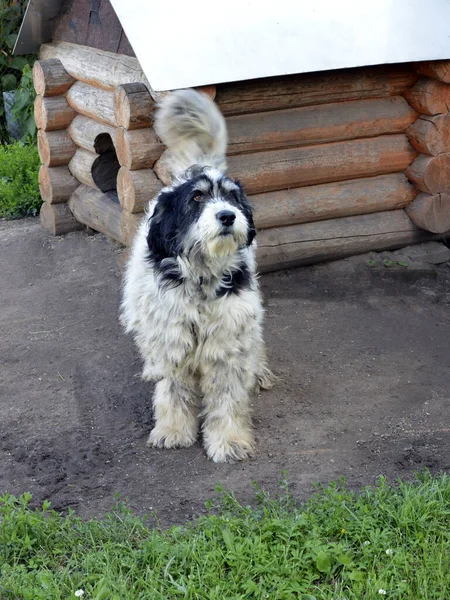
[14,91,31,112]
[337,553,353,566]
[301,595,317,600]
[9,56,29,72]
[348,570,365,582]
[222,528,235,552]
[1,74,17,91]
[5,33,17,50]
[315,551,331,573]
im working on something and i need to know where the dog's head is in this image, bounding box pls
[147,166,255,280]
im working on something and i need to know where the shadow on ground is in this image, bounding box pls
[1,218,449,525]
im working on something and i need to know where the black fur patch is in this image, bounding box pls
[146,182,204,285]
[216,263,252,298]
[230,179,256,246]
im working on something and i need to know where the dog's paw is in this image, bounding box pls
[204,433,255,463]
[256,365,278,391]
[147,425,197,449]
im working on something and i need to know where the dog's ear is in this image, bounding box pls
[146,190,178,260]
[235,180,256,246]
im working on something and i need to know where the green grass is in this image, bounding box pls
[0,141,41,219]
[1,472,449,599]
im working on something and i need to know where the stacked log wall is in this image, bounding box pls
[33,59,81,235]
[34,43,450,268]
[404,69,450,233]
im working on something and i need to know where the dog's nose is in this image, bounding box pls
[216,210,236,227]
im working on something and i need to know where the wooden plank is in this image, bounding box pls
[114,83,156,130]
[407,114,450,156]
[405,192,450,233]
[85,0,123,54]
[68,148,99,189]
[216,65,417,115]
[51,0,90,47]
[256,210,436,272]
[37,129,77,167]
[117,28,135,57]
[227,97,417,154]
[405,153,450,194]
[66,81,116,127]
[417,60,450,84]
[32,59,75,97]
[39,165,79,204]
[252,174,417,229]
[68,185,124,242]
[225,135,417,195]
[115,127,164,170]
[40,201,83,235]
[404,77,450,115]
[34,95,75,131]
[117,166,163,213]
[68,115,117,152]
[121,210,144,246]
[40,41,150,92]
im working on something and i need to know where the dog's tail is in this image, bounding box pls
[154,89,227,180]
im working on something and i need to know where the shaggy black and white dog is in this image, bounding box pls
[120,90,274,463]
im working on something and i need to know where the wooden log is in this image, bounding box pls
[405,192,450,233]
[40,201,82,235]
[39,42,151,92]
[216,65,417,115]
[227,97,417,155]
[121,210,144,246]
[406,114,450,156]
[417,61,450,84]
[154,151,173,185]
[38,165,79,204]
[404,78,450,115]
[226,135,417,195]
[66,81,116,127]
[114,83,156,130]
[32,59,75,97]
[68,185,124,242]
[252,173,417,229]
[256,210,435,272]
[34,95,75,131]
[37,129,77,167]
[68,115,117,152]
[115,127,164,170]
[68,148,99,189]
[117,166,163,213]
[405,154,450,194]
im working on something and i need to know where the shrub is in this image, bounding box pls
[0,0,36,143]
[0,141,41,218]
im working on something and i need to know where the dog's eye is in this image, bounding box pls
[192,191,204,202]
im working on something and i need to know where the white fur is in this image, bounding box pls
[154,89,228,181]
[120,90,274,463]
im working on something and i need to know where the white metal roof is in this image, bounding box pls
[16,0,450,91]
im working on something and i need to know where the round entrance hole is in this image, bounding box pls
[92,133,121,203]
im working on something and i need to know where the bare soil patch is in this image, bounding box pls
[1,218,449,525]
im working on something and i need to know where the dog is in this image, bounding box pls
[120,89,274,462]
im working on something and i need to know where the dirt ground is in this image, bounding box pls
[1,217,449,526]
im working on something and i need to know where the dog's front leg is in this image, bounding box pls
[200,361,255,463]
[148,375,200,449]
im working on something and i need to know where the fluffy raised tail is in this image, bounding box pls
[154,89,228,181]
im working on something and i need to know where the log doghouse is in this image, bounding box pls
[15,1,450,271]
